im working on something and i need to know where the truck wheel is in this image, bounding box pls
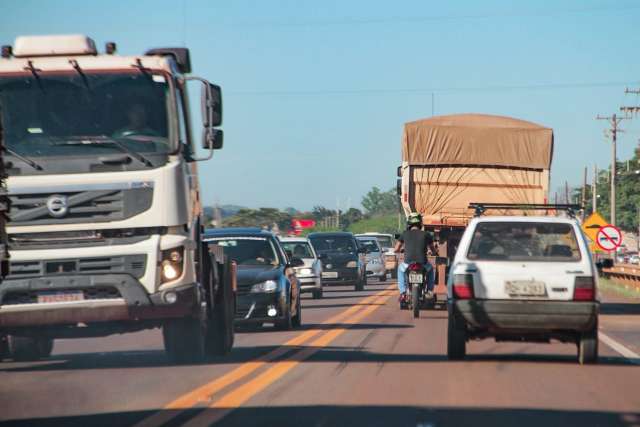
[447,307,466,360]
[163,316,206,365]
[292,293,302,328]
[578,322,598,365]
[7,336,42,362]
[206,258,235,357]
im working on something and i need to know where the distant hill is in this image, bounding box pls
[203,205,247,219]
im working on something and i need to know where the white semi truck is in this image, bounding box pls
[0,35,235,364]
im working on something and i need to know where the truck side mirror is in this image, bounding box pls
[202,83,222,128]
[202,128,223,150]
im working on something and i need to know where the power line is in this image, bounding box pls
[227,80,640,97]
[596,113,628,226]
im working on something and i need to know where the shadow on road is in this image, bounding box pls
[2,405,638,427]
[601,302,640,315]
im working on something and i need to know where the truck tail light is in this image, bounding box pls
[453,274,474,299]
[573,276,595,301]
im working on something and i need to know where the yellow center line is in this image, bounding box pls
[181,289,396,427]
[133,285,396,427]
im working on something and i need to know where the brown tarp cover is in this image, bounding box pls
[402,114,553,170]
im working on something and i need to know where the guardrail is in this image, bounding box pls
[602,264,640,292]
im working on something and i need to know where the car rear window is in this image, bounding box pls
[467,222,582,262]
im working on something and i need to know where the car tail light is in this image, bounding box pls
[453,274,474,299]
[573,276,595,301]
[408,263,423,271]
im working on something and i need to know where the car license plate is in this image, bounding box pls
[322,271,338,279]
[408,272,423,283]
[37,291,84,304]
[504,281,546,297]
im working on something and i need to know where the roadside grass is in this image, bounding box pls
[599,277,640,299]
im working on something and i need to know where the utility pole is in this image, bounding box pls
[564,181,569,204]
[596,113,627,226]
[581,167,587,221]
[621,88,640,117]
[592,164,598,214]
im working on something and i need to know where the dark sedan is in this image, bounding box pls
[203,228,302,330]
[308,232,367,291]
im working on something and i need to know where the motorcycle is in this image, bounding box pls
[402,262,434,318]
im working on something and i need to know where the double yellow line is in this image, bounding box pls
[135,284,396,427]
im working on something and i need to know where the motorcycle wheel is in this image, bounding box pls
[412,284,420,318]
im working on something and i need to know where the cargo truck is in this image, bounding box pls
[0,35,234,364]
[398,114,553,301]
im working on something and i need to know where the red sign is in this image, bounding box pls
[291,219,316,235]
[596,224,622,252]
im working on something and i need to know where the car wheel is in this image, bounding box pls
[355,277,364,291]
[391,269,398,279]
[312,288,323,299]
[379,273,387,282]
[7,336,42,362]
[36,337,54,358]
[292,294,302,328]
[447,307,466,360]
[578,321,598,365]
[163,316,206,365]
[276,298,293,331]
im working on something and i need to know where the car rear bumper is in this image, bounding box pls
[298,276,322,292]
[321,268,359,285]
[366,263,385,277]
[451,299,599,332]
[0,274,199,328]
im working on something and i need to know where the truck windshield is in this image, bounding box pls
[0,71,172,173]
[467,222,581,262]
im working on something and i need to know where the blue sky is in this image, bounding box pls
[2,0,640,211]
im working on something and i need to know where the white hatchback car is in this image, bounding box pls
[447,216,599,364]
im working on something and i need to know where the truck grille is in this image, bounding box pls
[3,287,122,305]
[9,188,153,225]
[8,255,147,279]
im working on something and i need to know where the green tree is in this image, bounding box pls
[361,187,399,216]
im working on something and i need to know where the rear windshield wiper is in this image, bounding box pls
[53,136,153,167]
[4,146,44,171]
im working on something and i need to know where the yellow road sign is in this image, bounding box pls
[582,212,607,242]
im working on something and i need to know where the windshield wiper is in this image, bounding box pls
[54,136,153,167]
[69,59,90,89]
[4,146,44,171]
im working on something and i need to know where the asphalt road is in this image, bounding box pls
[1,281,639,427]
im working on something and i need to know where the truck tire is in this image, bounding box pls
[7,336,41,362]
[163,315,206,365]
[292,292,302,328]
[578,321,598,365]
[447,307,466,360]
[205,258,235,357]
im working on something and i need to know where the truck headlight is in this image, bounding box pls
[346,260,357,268]
[160,246,184,284]
[298,268,312,276]
[251,280,278,293]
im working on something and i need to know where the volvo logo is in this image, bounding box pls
[46,195,69,218]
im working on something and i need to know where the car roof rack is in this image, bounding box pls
[468,203,581,218]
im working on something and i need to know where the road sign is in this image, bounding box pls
[582,212,607,242]
[596,224,623,252]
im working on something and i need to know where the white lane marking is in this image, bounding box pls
[599,331,640,364]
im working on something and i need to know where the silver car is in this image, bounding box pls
[279,237,324,299]
[356,236,386,282]
[356,233,398,278]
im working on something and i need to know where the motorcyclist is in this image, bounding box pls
[394,212,437,304]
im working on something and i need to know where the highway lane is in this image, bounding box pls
[1,281,639,427]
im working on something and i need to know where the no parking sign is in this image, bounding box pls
[595,224,623,252]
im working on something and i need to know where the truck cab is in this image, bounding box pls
[0,35,233,363]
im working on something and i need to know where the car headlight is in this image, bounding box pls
[251,280,278,293]
[298,268,313,275]
[160,246,184,284]
[346,260,358,268]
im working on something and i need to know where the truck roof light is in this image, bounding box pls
[1,45,11,58]
[13,35,97,58]
[105,42,117,55]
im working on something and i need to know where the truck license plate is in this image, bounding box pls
[504,281,546,297]
[408,272,423,283]
[37,291,84,304]
[322,272,338,279]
